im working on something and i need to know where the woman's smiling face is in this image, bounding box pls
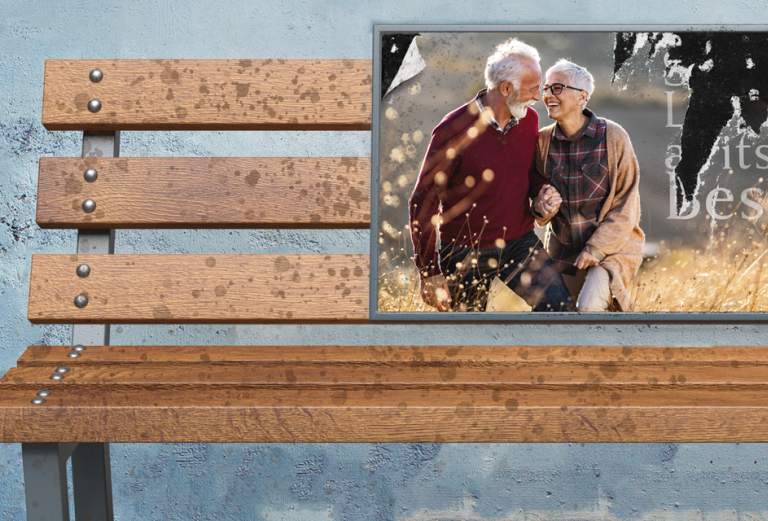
[543,71,587,121]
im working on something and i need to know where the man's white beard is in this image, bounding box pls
[506,88,535,120]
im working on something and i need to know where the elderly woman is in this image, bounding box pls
[533,59,645,311]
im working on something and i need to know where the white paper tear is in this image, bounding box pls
[384,37,426,98]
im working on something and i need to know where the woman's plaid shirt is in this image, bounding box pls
[544,109,610,271]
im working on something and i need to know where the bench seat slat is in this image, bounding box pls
[42,59,371,131]
[37,157,370,229]
[6,360,768,386]
[18,345,768,365]
[5,384,768,407]
[3,385,768,443]
[28,254,369,324]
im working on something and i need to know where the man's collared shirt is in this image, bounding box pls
[474,88,519,135]
[544,108,609,271]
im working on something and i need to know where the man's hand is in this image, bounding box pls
[534,184,562,221]
[574,250,600,269]
[420,274,451,312]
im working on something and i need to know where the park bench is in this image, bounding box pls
[2,58,768,521]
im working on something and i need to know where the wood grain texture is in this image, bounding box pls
[42,60,371,130]
[28,254,369,324]
[5,344,768,442]
[19,345,768,365]
[6,360,768,386]
[36,157,370,229]
[3,385,768,442]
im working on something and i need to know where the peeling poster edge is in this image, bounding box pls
[382,34,426,99]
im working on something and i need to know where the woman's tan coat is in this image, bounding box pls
[535,119,645,311]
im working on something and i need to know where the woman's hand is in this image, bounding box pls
[535,184,562,221]
[574,250,600,270]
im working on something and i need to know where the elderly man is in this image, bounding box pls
[408,37,575,312]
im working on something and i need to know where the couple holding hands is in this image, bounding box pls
[408,38,645,313]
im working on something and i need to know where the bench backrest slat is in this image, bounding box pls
[28,254,369,324]
[42,59,372,131]
[37,157,371,228]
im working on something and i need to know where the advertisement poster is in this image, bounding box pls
[374,27,768,318]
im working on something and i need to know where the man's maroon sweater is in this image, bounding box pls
[408,99,546,276]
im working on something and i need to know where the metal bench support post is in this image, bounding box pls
[46,130,119,521]
[71,443,114,521]
[70,130,118,521]
[22,443,78,521]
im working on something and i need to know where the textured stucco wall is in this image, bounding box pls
[3,1,768,519]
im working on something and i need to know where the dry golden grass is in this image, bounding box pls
[632,226,768,312]
[379,222,768,313]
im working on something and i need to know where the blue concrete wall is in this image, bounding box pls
[3,1,768,519]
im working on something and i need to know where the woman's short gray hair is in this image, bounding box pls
[546,59,595,106]
[484,38,540,91]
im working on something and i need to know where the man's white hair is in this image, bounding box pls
[546,59,595,107]
[484,38,540,91]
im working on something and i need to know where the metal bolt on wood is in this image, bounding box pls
[84,168,98,182]
[31,397,46,404]
[36,390,52,397]
[50,374,64,380]
[72,345,87,352]
[82,199,96,213]
[88,99,101,113]
[55,367,70,373]
[76,264,90,277]
[89,69,103,82]
[67,351,81,358]
[74,294,89,308]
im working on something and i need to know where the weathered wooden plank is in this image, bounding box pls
[28,254,369,324]
[5,360,768,386]
[3,385,768,442]
[19,345,768,365]
[36,157,370,229]
[42,59,372,130]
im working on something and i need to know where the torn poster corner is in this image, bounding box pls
[383,36,426,99]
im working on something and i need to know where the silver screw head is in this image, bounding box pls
[55,366,70,373]
[50,373,64,380]
[82,199,96,213]
[74,294,89,308]
[72,344,87,352]
[76,264,90,278]
[87,99,101,113]
[37,390,52,397]
[89,69,103,83]
[31,397,46,404]
[84,168,98,182]
[67,351,81,358]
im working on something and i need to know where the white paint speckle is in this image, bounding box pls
[747,57,755,69]
[632,32,649,55]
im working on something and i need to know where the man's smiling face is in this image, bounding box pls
[505,61,542,119]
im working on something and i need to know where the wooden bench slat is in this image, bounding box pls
[5,384,768,407]
[37,157,371,229]
[28,254,369,324]
[4,361,768,386]
[3,385,768,442]
[19,345,768,365]
[42,60,372,131]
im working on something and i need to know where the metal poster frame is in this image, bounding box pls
[370,24,768,323]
